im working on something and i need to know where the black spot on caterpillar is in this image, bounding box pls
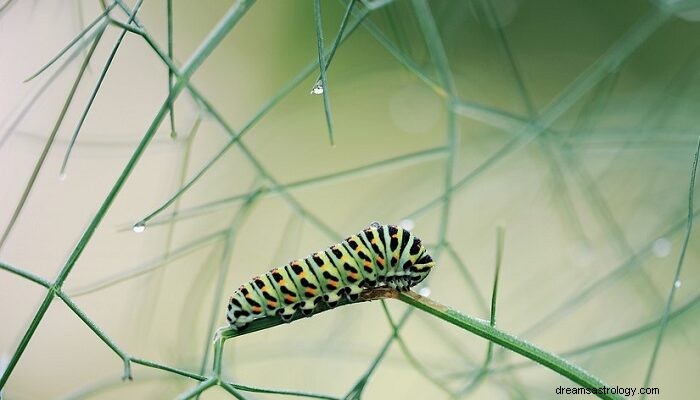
[226,223,434,330]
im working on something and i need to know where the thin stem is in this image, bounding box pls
[60,0,145,176]
[0,24,106,251]
[0,0,256,389]
[379,301,452,396]
[216,287,622,400]
[68,229,227,297]
[0,261,51,288]
[22,4,115,82]
[145,147,446,227]
[167,0,176,138]
[313,0,334,145]
[640,134,700,397]
[459,226,505,395]
[311,0,356,86]
[398,291,625,400]
[491,293,700,375]
[55,292,132,380]
[411,0,458,258]
[175,378,216,400]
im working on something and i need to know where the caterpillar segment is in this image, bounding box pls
[306,250,348,306]
[226,223,434,330]
[266,266,301,322]
[342,232,379,288]
[324,243,365,302]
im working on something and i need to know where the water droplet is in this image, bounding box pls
[652,238,672,258]
[369,221,381,229]
[310,80,324,95]
[132,221,146,233]
[418,287,431,297]
[58,172,67,181]
[674,280,681,289]
[399,219,415,231]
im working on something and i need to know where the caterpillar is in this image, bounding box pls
[226,223,434,330]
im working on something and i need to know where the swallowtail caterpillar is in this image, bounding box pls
[226,223,434,330]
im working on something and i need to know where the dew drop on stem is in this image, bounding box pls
[310,80,324,95]
[133,221,146,233]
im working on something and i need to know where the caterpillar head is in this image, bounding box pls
[409,252,435,287]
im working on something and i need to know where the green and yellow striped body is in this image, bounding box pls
[227,223,434,329]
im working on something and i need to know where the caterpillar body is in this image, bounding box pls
[226,223,434,330]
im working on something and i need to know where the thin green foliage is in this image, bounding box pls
[143,146,446,227]
[167,0,176,139]
[640,135,700,397]
[217,288,625,400]
[0,0,257,389]
[1,1,693,400]
[22,4,116,83]
[0,22,105,150]
[313,0,335,145]
[379,301,452,396]
[60,0,146,176]
[406,6,675,222]
[196,188,260,379]
[459,226,504,396]
[0,25,107,251]
[491,293,700,375]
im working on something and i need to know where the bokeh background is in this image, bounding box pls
[1,0,699,399]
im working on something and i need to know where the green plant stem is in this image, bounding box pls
[379,302,452,396]
[166,0,176,138]
[130,356,340,399]
[134,116,202,341]
[55,292,132,380]
[311,0,355,87]
[459,226,504,396]
[68,228,226,297]
[640,135,700,398]
[197,191,259,378]
[0,261,51,288]
[217,288,623,400]
[313,0,334,145]
[0,27,99,150]
[406,6,674,222]
[22,4,115,83]
[490,293,700,375]
[411,0,457,256]
[176,378,217,400]
[1,255,628,400]
[0,0,256,390]
[397,291,625,400]
[145,146,446,227]
[0,24,106,252]
[112,3,369,237]
[344,308,412,400]
[60,0,145,176]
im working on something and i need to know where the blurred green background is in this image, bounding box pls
[1,0,699,399]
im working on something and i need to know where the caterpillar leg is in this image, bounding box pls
[344,284,363,302]
[277,305,297,322]
[323,288,344,308]
[299,300,316,316]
